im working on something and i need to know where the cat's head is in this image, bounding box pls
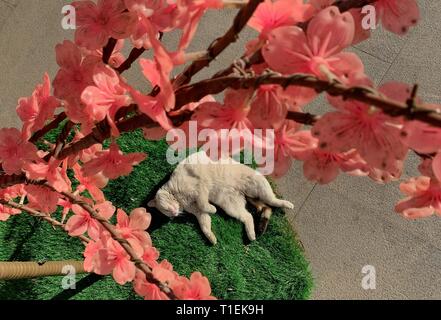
[148,188,182,218]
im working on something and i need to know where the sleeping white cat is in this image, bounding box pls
[148,151,294,244]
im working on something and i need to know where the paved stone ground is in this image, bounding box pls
[0,0,440,299]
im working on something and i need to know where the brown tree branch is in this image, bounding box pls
[175,72,441,127]
[172,0,264,88]
[30,112,67,143]
[44,120,75,161]
[0,174,27,188]
[102,38,117,65]
[116,47,146,74]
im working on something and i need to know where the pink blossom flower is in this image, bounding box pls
[289,130,365,184]
[309,0,370,44]
[84,236,106,271]
[73,164,108,203]
[124,0,171,49]
[81,143,146,180]
[172,272,216,300]
[81,64,132,136]
[67,132,103,166]
[262,6,362,80]
[137,19,174,110]
[83,39,126,68]
[375,0,420,35]
[141,246,160,268]
[271,120,301,178]
[248,0,313,38]
[194,89,254,131]
[248,85,289,129]
[395,176,441,219]
[400,104,441,182]
[72,0,137,50]
[53,40,95,101]
[84,232,137,285]
[311,82,409,172]
[16,73,60,140]
[152,260,177,284]
[0,204,21,222]
[58,198,73,224]
[0,184,26,202]
[23,158,71,193]
[0,128,38,175]
[128,18,175,131]
[134,270,169,300]
[115,208,152,256]
[97,236,137,285]
[65,201,115,239]
[25,185,59,215]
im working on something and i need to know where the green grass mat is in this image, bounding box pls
[0,129,313,300]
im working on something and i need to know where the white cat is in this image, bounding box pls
[148,151,294,244]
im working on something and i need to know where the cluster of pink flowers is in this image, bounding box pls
[0,0,437,299]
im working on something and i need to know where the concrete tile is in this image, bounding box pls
[274,161,316,225]
[0,0,74,128]
[353,26,408,64]
[0,2,12,33]
[294,186,441,299]
[379,0,441,104]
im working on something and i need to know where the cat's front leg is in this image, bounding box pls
[185,203,218,245]
[196,212,217,245]
[197,185,217,214]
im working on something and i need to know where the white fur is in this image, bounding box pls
[149,151,294,244]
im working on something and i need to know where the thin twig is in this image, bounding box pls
[172,0,264,88]
[0,200,90,244]
[116,47,146,74]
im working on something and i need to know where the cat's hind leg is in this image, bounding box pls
[255,176,294,210]
[247,197,272,234]
[217,196,256,241]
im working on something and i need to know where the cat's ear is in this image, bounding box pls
[147,199,156,208]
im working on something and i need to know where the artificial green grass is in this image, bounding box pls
[0,129,313,300]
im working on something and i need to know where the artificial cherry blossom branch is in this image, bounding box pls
[172,0,264,88]
[209,0,376,78]
[175,72,441,127]
[0,199,90,244]
[47,184,177,299]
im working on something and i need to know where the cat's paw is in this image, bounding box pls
[207,235,217,245]
[281,200,294,210]
[205,204,217,214]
